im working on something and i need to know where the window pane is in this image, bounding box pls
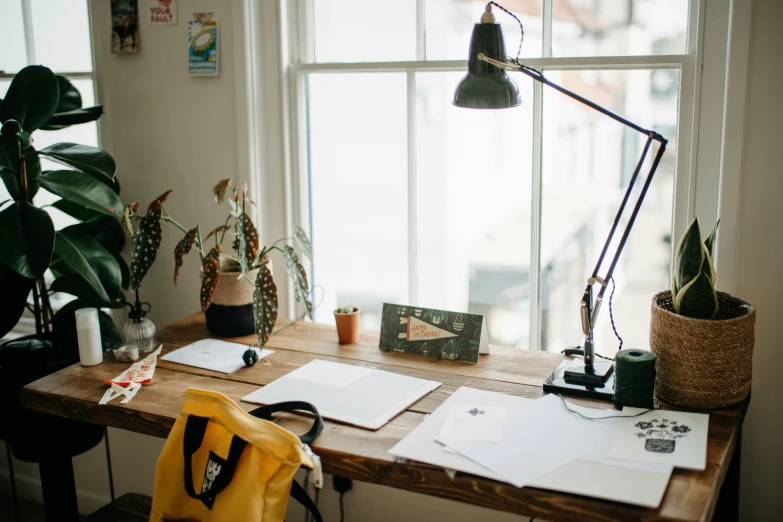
[416,71,534,348]
[425,0,543,60]
[552,0,688,57]
[313,0,417,63]
[30,0,93,71]
[307,73,409,328]
[0,0,27,73]
[540,69,679,356]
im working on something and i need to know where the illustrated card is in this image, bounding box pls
[608,410,709,470]
[379,303,489,363]
[188,13,219,76]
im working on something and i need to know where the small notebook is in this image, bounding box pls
[241,359,441,430]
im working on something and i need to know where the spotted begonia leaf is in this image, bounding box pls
[294,225,312,261]
[237,211,259,272]
[204,225,228,243]
[147,189,173,211]
[174,226,198,285]
[282,245,312,319]
[200,245,221,312]
[213,178,232,204]
[253,264,278,346]
[130,208,162,290]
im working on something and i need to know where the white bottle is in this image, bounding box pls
[75,308,103,366]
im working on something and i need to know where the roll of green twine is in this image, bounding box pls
[613,349,656,409]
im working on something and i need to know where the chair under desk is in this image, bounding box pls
[21,313,747,522]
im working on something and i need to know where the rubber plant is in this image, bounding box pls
[671,217,720,319]
[0,65,127,341]
[125,178,314,346]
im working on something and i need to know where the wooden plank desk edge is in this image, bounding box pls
[20,313,748,522]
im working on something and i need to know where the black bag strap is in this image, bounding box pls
[290,479,323,522]
[248,401,324,522]
[182,415,248,505]
[247,400,324,445]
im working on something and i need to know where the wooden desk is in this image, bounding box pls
[21,314,747,522]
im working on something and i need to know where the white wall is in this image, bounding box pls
[736,1,783,519]
[2,0,782,520]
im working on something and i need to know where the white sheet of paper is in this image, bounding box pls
[287,359,372,387]
[390,387,673,508]
[242,360,440,430]
[161,339,273,374]
[440,404,506,442]
[608,410,709,470]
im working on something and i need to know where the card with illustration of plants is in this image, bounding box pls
[379,303,487,364]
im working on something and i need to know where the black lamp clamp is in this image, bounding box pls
[454,3,667,400]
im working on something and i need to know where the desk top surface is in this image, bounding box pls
[21,313,747,522]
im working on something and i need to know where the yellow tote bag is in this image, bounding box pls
[150,388,323,522]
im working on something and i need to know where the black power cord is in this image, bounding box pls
[333,476,352,522]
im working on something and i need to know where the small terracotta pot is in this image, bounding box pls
[334,307,361,344]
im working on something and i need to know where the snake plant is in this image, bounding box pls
[671,218,720,319]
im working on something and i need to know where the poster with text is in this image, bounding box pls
[188,13,218,76]
[148,0,176,25]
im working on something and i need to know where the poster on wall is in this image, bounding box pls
[111,0,140,54]
[379,303,490,364]
[188,12,219,76]
[148,0,176,25]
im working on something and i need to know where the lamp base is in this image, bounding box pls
[543,361,615,401]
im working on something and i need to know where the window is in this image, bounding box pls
[1,0,98,339]
[288,0,696,354]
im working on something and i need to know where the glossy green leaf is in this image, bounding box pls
[50,198,103,222]
[282,245,313,319]
[54,76,82,113]
[42,106,104,131]
[53,228,121,305]
[0,120,20,175]
[674,272,719,319]
[38,170,123,217]
[0,267,35,338]
[23,150,40,199]
[0,202,54,278]
[130,208,162,290]
[674,217,704,293]
[50,272,123,308]
[39,142,116,180]
[253,264,278,346]
[0,169,17,200]
[0,65,59,132]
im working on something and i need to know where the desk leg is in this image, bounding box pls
[36,413,79,522]
[714,428,742,521]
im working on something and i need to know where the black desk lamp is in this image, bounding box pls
[454,2,668,400]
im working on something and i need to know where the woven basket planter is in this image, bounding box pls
[204,257,270,338]
[650,290,755,409]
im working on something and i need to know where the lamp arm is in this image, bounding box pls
[477,53,670,365]
[477,54,666,142]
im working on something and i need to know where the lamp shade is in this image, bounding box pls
[453,22,520,109]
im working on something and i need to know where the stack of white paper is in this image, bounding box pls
[161,339,273,373]
[388,387,712,508]
[242,360,441,430]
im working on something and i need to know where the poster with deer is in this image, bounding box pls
[111,0,139,54]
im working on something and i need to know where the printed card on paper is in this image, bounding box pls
[148,0,176,25]
[608,410,709,470]
[440,404,507,442]
[379,303,489,363]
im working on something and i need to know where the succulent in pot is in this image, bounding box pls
[334,303,360,344]
[650,217,755,409]
[126,179,314,344]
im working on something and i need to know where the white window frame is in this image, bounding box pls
[242,0,748,350]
